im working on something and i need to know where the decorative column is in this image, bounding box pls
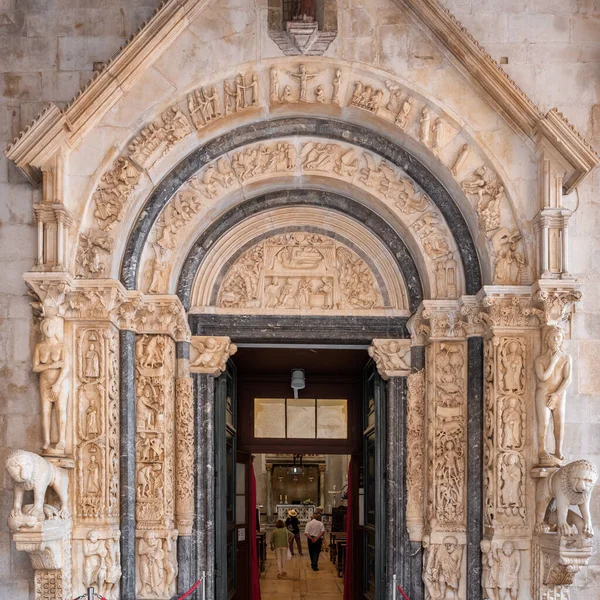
[190,336,238,600]
[266,464,274,523]
[368,338,412,600]
[176,340,195,594]
[134,334,178,600]
[408,300,483,600]
[318,464,326,510]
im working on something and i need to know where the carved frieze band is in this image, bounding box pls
[407,369,425,541]
[175,377,194,535]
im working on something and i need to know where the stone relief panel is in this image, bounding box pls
[188,70,259,132]
[73,64,528,288]
[215,232,385,312]
[128,106,192,170]
[135,334,176,530]
[74,327,120,523]
[422,534,465,600]
[426,341,467,533]
[175,377,194,535]
[136,530,179,600]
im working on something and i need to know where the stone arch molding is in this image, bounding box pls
[69,60,536,292]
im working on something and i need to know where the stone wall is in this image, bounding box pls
[0,1,599,598]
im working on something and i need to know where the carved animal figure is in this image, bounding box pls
[535,459,598,537]
[5,450,70,530]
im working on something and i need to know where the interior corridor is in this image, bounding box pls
[260,533,343,600]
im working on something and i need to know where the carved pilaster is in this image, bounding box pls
[189,336,238,376]
[368,338,411,379]
[175,377,194,535]
[14,521,73,600]
[406,369,425,542]
[135,334,178,599]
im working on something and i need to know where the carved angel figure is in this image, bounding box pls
[33,316,70,453]
[368,340,411,378]
[190,336,237,375]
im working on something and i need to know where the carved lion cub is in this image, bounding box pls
[535,459,598,538]
[5,450,70,531]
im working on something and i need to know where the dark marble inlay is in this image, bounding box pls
[467,337,484,599]
[119,330,136,600]
[120,117,482,297]
[189,313,409,344]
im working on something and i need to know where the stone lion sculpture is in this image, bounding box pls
[535,459,598,538]
[5,449,70,531]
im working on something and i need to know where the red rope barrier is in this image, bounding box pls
[75,578,202,600]
[178,578,202,600]
[397,585,411,600]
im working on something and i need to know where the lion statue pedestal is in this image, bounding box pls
[6,450,73,600]
[531,459,598,599]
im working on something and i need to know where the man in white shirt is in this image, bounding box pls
[305,513,326,571]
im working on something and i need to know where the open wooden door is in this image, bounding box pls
[215,360,237,600]
[362,360,385,600]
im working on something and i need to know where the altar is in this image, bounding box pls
[276,504,315,523]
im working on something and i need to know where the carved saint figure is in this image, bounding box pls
[501,453,521,506]
[419,107,431,145]
[84,530,108,592]
[501,341,523,393]
[432,118,443,153]
[395,96,413,129]
[86,401,100,438]
[501,397,522,449]
[332,69,341,104]
[87,453,101,495]
[139,531,165,596]
[33,316,70,453]
[84,342,100,379]
[270,68,279,104]
[535,326,572,463]
[451,144,470,176]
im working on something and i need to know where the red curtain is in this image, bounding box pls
[250,462,262,600]
[343,459,354,600]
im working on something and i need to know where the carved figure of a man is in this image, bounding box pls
[83,530,108,592]
[433,536,462,600]
[535,326,572,463]
[139,531,165,596]
[105,529,122,600]
[502,341,523,392]
[496,541,520,600]
[480,539,497,600]
[163,529,179,592]
[501,397,521,449]
[33,316,70,453]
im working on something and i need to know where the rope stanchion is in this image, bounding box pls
[397,585,411,600]
[178,577,203,600]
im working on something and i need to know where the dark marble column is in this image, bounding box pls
[386,376,414,600]
[194,373,215,600]
[177,341,196,595]
[467,337,484,599]
[119,330,136,599]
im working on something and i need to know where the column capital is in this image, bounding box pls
[190,336,238,376]
[407,297,485,344]
[368,338,411,379]
[531,280,582,327]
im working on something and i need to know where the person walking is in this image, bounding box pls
[285,509,303,556]
[305,513,325,571]
[271,519,292,578]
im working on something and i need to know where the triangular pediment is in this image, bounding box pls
[5,0,598,193]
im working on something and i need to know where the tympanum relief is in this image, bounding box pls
[270,64,341,105]
[215,232,385,313]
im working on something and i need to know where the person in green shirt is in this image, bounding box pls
[271,519,293,578]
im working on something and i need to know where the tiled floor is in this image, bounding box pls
[260,534,344,600]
